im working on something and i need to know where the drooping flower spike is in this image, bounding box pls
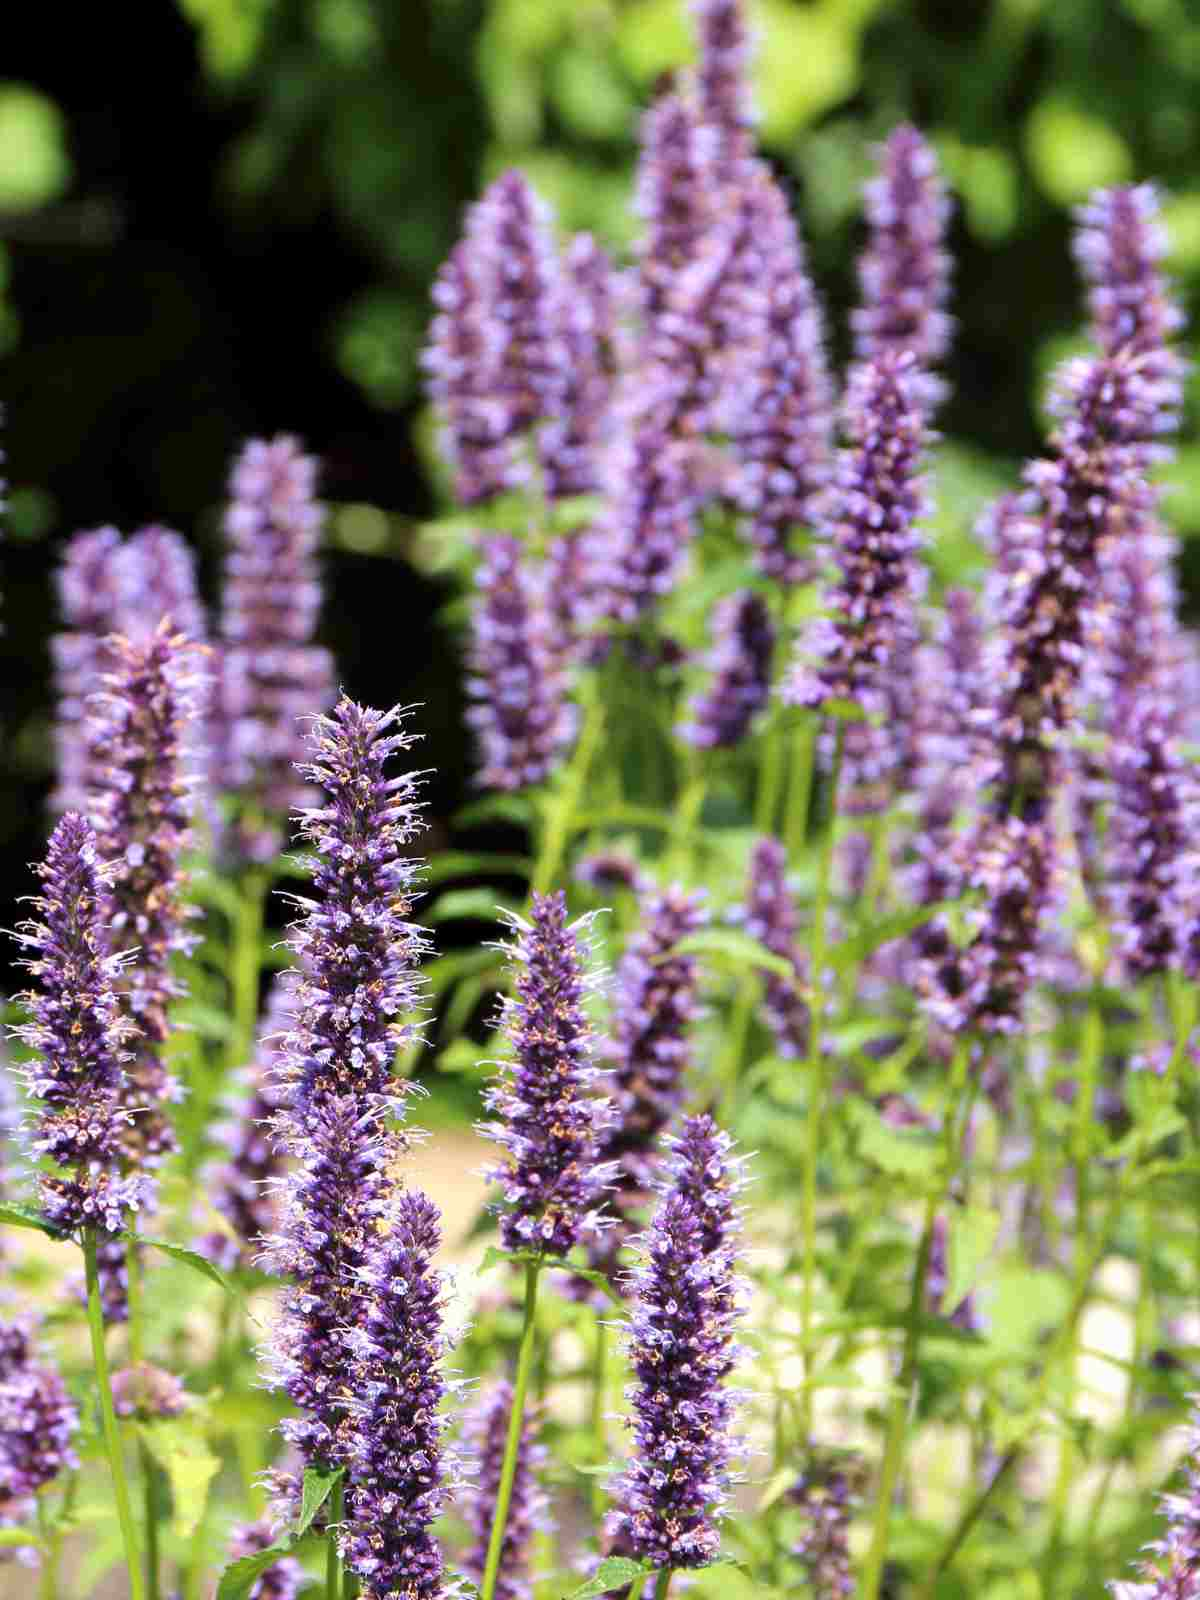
[483,891,611,1258]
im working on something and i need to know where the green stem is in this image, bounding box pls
[784,713,818,861]
[532,683,605,895]
[127,1224,161,1600]
[37,1494,61,1600]
[590,1318,608,1520]
[83,1228,146,1600]
[799,720,841,1439]
[668,760,706,880]
[755,713,786,836]
[654,1571,673,1600]
[718,977,758,1123]
[142,1449,161,1600]
[480,1262,542,1600]
[227,868,267,1072]
[326,1478,345,1600]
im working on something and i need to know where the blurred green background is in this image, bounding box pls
[4,0,1200,954]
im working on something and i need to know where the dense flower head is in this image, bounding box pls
[10,813,147,1235]
[260,1098,399,1467]
[732,170,834,584]
[744,836,808,1058]
[114,525,208,646]
[690,0,755,178]
[783,350,930,712]
[1111,1400,1200,1600]
[635,94,712,329]
[50,529,127,815]
[461,1381,550,1600]
[467,536,577,790]
[276,698,429,1121]
[0,1321,79,1521]
[609,1118,746,1570]
[87,624,204,1169]
[540,233,618,501]
[483,891,610,1257]
[214,433,335,860]
[196,975,293,1270]
[663,1114,745,1259]
[424,171,566,505]
[227,1520,304,1600]
[110,1362,188,1419]
[851,125,953,405]
[679,590,774,749]
[587,886,707,1284]
[787,1451,861,1600]
[340,1189,459,1600]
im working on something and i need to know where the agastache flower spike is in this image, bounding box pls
[214,434,336,862]
[787,1452,861,1600]
[744,837,809,1058]
[9,813,146,1235]
[587,886,707,1285]
[225,1522,303,1600]
[540,233,618,501]
[1111,1399,1200,1600]
[114,526,207,646]
[0,1318,79,1535]
[340,1190,459,1600]
[635,94,711,330]
[783,350,930,714]
[679,591,774,750]
[462,1381,550,1600]
[276,698,429,1120]
[690,0,756,180]
[467,536,576,792]
[851,125,953,408]
[732,171,834,584]
[608,1113,747,1571]
[50,527,125,815]
[483,891,610,1257]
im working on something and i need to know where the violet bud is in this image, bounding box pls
[787,1452,862,1600]
[690,0,756,180]
[540,233,618,501]
[110,1362,188,1419]
[0,1321,79,1530]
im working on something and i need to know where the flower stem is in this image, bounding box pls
[227,867,267,1072]
[784,712,818,862]
[654,1570,673,1599]
[83,1228,146,1600]
[480,1260,542,1600]
[590,1317,608,1520]
[533,681,605,894]
[326,1477,345,1600]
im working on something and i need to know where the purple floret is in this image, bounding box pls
[0,1320,79,1533]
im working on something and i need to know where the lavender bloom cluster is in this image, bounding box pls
[214,434,335,861]
[679,590,774,750]
[0,1319,79,1541]
[340,1190,458,1600]
[483,891,610,1257]
[609,1114,745,1571]
[10,814,147,1235]
[462,1382,550,1600]
[467,536,576,792]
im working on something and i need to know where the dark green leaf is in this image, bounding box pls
[296,1465,344,1538]
[216,1545,297,1600]
[0,1203,62,1238]
[565,1558,655,1598]
[425,851,532,884]
[425,888,520,925]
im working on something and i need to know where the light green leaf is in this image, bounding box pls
[216,1545,297,1600]
[829,902,958,971]
[0,87,73,209]
[137,1239,240,1299]
[847,1102,940,1178]
[296,1465,344,1538]
[671,928,795,982]
[565,1558,655,1599]
[944,1204,1001,1311]
[1024,98,1132,206]
[138,1417,221,1540]
[0,1526,42,1549]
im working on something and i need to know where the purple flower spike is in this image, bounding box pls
[484,891,610,1258]
[783,351,930,714]
[679,591,774,750]
[50,527,125,815]
[115,525,207,645]
[9,814,147,1236]
[787,1453,861,1600]
[88,625,204,1170]
[587,886,706,1285]
[690,0,756,179]
[609,1115,746,1571]
[261,1099,397,1469]
[0,1320,79,1528]
[196,975,293,1271]
[425,172,566,505]
[732,172,834,584]
[1111,1401,1200,1600]
[277,699,429,1122]
[744,837,808,1059]
[227,1521,303,1600]
[541,233,618,501]
[214,434,335,862]
[635,94,711,329]
[340,1190,457,1600]
[462,1381,550,1600]
[852,125,953,405]
[467,535,576,791]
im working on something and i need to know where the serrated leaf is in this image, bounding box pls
[0,1202,62,1238]
[829,902,958,971]
[847,1102,940,1178]
[138,1417,221,1540]
[565,1558,655,1599]
[671,928,795,981]
[944,1204,1001,1311]
[296,1464,343,1538]
[137,1239,240,1298]
[479,1245,541,1274]
[216,1545,297,1600]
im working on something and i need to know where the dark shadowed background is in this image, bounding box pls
[4,0,1200,982]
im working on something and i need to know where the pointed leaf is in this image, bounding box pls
[559,1262,623,1307]
[137,1417,221,1540]
[944,1204,1001,1311]
[0,1526,43,1549]
[216,1545,297,1600]
[0,1202,62,1238]
[566,1558,656,1599]
[670,929,795,981]
[296,1465,343,1539]
[137,1239,241,1298]
[829,902,959,971]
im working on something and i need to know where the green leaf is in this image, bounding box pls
[560,1262,622,1307]
[1109,1106,1186,1160]
[0,1526,43,1549]
[846,1102,940,1178]
[818,696,868,722]
[671,928,796,982]
[944,1204,1001,1310]
[565,1558,655,1599]
[137,1239,240,1298]
[454,793,534,828]
[479,1245,541,1274]
[829,902,958,971]
[425,888,520,925]
[0,1202,62,1238]
[296,1465,344,1538]
[137,1417,221,1540]
[216,1545,297,1600]
[425,851,532,885]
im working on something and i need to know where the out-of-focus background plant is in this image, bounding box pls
[7,0,1200,948]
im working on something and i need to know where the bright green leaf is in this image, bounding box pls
[296,1465,344,1539]
[137,1239,240,1299]
[0,86,73,209]
[944,1204,1001,1310]
[671,928,795,982]
[846,1102,940,1178]
[1025,98,1132,205]
[0,1203,62,1238]
[829,902,958,971]
[138,1417,221,1540]
[216,1544,297,1600]
[565,1558,656,1599]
